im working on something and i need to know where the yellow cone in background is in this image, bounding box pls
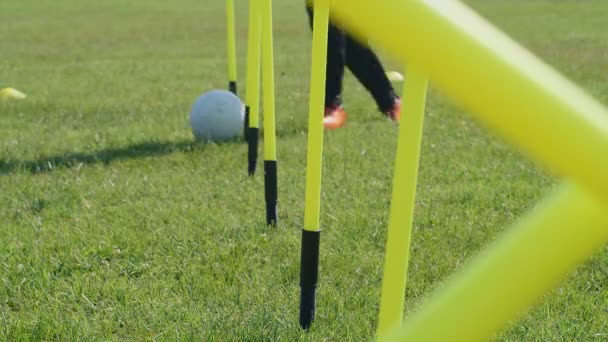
[386,71,404,83]
[0,87,27,100]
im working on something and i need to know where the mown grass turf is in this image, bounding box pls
[1,0,607,340]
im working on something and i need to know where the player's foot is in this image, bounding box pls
[324,105,348,130]
[386,98,401,122]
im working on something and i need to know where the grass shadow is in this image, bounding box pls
[0,139,242,175]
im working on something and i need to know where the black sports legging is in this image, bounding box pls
[306,6,397,112]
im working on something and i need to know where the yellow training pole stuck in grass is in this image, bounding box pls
[376,67,428,338]
[299,0,329,331]
[225,0,238,95]
[381,183,608,341]
[245,0,262,175]
[261,0,278,226]
[0,87,26,100]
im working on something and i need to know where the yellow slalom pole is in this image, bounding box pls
[328,0,608,201]
[303,0,328,232]
[245,0,262,175]
[261,0,278,226]
[261,0,276,163]
[225,0,238,95]
[299,0,329,330]
[381,183,608,341]
[376,67,428,338]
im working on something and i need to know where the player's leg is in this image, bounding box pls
[306,5,348,129]
[345,35,401,120]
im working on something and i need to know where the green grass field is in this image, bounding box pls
[1,0,607,340]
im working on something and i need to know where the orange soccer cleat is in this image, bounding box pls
[323,105,348,130]
[386,97,401,122]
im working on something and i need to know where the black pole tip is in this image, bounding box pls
[299,285,317,330]
[299,229,321,330]
[247,128,259,176]
[244,106,250,142]
[264,160,278,227]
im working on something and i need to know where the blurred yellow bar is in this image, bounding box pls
[328,0,608,200]
[303,0,329,232]
[381,182,608,341]
[245,0,261,128]
[225,0,237,84]
[261,0,276,160]
[377,67,428,338]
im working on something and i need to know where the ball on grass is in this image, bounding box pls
[190,89,244,142]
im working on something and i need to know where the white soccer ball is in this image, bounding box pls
[189,89,244,141]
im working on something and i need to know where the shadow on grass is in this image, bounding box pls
[0,139,242,175]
